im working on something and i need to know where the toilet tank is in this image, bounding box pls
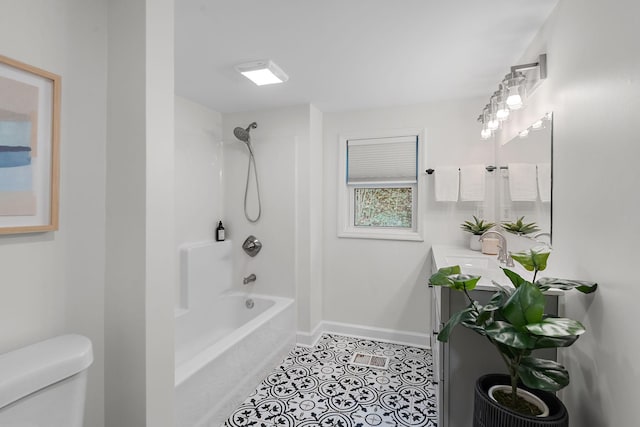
[0,334,93,427]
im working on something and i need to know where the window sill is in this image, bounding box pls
[338,228,424,242]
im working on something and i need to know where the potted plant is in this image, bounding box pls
[461,216,495,251]
[429,247,597,427]
[502,216,540,235]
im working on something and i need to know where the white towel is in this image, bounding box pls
[435,167,459,202]
[537,163,552,203]
[508,163,538,201]
[460,165,486,201]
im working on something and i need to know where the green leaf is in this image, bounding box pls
[460,216,495,234]
[437,304,476,342]
[510,247,551,272]
[485,321,536,349]
[531,334,579,349]
[438,265,461,275]
[501,268,527,288]
[517,357,570,391]
[429,266,461,287]
[500,282,544,328]
[483,290,508,312]
[475,290,511,326]
[475,309,492,326]
[429,269,480,292]
[502,216,541,235]
[449,274,481,291]
[490,280,514,297]
[461,303,488,335]
[476,298,505,328]
[536,277,598,294]
[525,317,586,337]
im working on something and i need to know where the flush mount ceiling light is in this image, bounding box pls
[477,54,547,139]
[235,60,289,86]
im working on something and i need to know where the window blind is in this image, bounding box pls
[347,136,418,184]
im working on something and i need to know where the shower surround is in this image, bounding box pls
[174,240,295,427]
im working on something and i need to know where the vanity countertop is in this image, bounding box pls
[431,245,563,295]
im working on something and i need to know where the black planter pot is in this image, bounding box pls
[473,374,569,427]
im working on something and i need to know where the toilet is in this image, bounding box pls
[0,334,93,427]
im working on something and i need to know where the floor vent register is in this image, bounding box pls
[349,352,390,369]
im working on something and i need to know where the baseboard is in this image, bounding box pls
[297,320,431,349]
[296,322,324,348]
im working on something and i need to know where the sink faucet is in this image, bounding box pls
[243,274,257,285]
[480,230,515,267]
[533,232,552,247]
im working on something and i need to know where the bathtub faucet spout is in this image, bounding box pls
[243,274,257,285]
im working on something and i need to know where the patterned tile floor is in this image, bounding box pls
[224,334,438,427]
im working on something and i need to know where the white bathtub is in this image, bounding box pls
[175,241,295,427]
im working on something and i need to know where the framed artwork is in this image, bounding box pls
[0,55,60,234]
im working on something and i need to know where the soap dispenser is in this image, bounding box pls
[215,221,225,241]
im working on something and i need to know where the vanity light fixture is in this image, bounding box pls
[235,60,289,86]
[478,54,547,139]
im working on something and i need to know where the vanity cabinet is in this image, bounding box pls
[430,251,560,427]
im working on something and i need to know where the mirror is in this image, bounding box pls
[496,112,552,243]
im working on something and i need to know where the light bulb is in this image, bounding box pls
[481,128,492,140]
[506,86,523,110]
[496,107,510,120]
[495,86,510,121]
[519,129,530,138]
[487,117,499,131]
[531,119,543,129]
[504,71,525,110]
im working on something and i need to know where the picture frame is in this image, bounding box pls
[0,55,60,234]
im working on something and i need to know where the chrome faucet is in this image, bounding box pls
[480,230,515,267]
[533,232,552,247]
[243,274,257,285]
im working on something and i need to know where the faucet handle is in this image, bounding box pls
[506,255,515,267]
[496,244,507,263]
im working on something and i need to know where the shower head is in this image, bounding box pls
[233,122,257,143]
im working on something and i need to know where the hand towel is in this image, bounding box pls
[435,167,459,202]
[460,165,486,201]
[537,163,552,203]
[507,163,538,201]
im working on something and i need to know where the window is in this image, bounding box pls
[354,187,413,228]
[338,130,425,241]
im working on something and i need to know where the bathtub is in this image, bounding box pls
[175,241,295,427]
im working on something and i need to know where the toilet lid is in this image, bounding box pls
[0,334,93,409]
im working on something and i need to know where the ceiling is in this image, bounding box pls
[175,0,558,114]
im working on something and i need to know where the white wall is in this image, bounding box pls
[0,2,107,426]
[174,97,223,304]
[307,106,324,332]
[322,98,492,334]
[514,1,640,425]
[105,1,147,423]
[293,105,324,334]
[144,0,175,425]
[106,1,175,426]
